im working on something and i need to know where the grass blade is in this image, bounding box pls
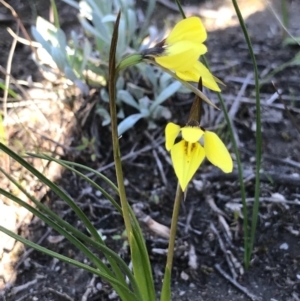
[0,164,141,298]
[231,0,262,268]
[0,142,103,245]
[0,226,139,301]
[28,153,122,213]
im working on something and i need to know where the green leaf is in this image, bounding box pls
[64,66,78,81]
[283,36,300,46]
[0,115,7,145]
[97,107,111,126]
[61,0,80,10]
[50,0,60,28]
[56,28,67,49]
[130,232,155,301]
[28,153,122,213]
[0,226,139,301]
[0,82,18,98]
[0,143,102,245]
[0,154,142,299]
[51,47,67,71]
[150,81,181,112]
[117,113,144,136]
[31,26,52,54]
[160,266,171,301]
[80,38,92,75]
[117,90,140,110]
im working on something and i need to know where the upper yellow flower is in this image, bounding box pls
[166,122,233,191]
[144,17,220,92]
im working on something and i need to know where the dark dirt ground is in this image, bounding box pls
[1,0,300,301]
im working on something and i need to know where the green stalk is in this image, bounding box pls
[218,86,249,262]
[108,12,155,301]
[231,0,262,268]
[160,183,183,301]
[173,0,253,268]
[108,11,132,242]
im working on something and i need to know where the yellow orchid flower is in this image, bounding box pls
[143,17,221,92]
[165,122,233,191]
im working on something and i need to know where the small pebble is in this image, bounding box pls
[95,190,102,197]
[279,243,289,250]
[54,265,60,272]
[96,282,102,290]
[180,271,189,281]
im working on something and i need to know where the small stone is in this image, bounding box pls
[95,190,102,197]
[180,271,189,281]
[279,243,289,250]
[96,282,102,290]
[192,179,203,191]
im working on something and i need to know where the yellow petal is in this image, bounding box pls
[165,122,181,151]
[204,131,233,173]
[167,17,207,45]
[181,126,203,143]
[155,41,207,72]
[176,61,221,91]
[171,140,205,191]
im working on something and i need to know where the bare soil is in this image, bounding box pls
[1,1,300,301]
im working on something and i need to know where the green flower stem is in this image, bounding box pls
[173,0,253,268]
[166,183,182,270]
[116,54,143,72]
[109,12,156,301]
[160,183,183,301]
[108,11,133,238]
[231,0,262,268]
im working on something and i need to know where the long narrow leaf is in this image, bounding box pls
[232,0,262,267]
[0,143,102,245]
[150,81,181,112]
[0,188,112,275]
[28,153,122,213]
[0,166,140,297]
[50,0,60,28]
[0,82,18,98]
[0,226,140,301]
[128,207,155,301]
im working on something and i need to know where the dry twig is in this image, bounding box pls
[214,263,261,301]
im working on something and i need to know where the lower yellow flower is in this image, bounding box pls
[166,122,233,191]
